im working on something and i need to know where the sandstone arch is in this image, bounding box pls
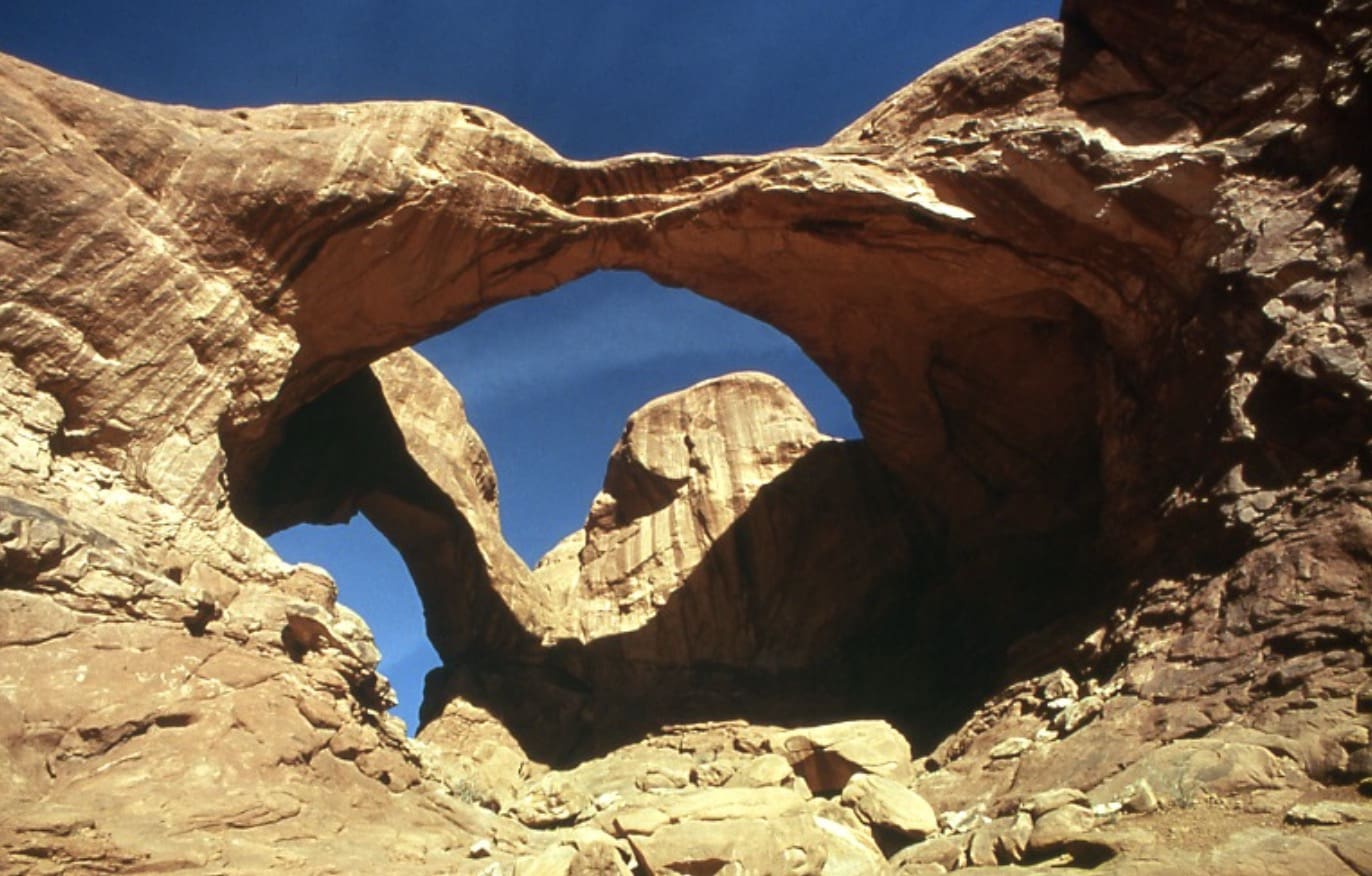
[3,17,1152,754]
[3,1,1372,867]
[4,0,1369,741]
[2,19,1129,541]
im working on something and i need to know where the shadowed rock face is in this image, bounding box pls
[413,372,924,761]
[3,0,1372,871]
[242,350,538,662]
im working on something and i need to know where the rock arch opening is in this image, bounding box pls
[269,516,438,731]
[225,258,1113,763]
[182,22,1232,766]
[242,271,886,743]
[411,270,862,563]
[7,6,1372,867]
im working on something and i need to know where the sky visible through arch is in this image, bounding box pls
[3,0,1059,731]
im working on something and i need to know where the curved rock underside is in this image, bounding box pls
[3,0,1372,872]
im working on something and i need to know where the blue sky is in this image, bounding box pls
[2,0,1059,730]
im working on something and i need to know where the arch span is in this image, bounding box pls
[192,27,1145,758]
[5,0,1359,765]
[210,20,1147,579]
[0,20,1200,758]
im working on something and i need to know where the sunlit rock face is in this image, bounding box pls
[3,0,1372,870]
[529,371,913,668]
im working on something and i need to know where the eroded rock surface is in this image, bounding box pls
[0,496,530,872]
[4,0,1372,871]
[529,372,913,666]
[422,373,916,761]
[529,371,904,660]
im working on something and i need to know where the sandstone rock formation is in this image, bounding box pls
[416,370,917,762]
[3,0,1372,871]
[528,371,909,665]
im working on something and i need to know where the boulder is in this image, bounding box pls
[840,773,939,840]
[1027,804,1096,855]
[627,816,827,876]
[1021,788,1088,817]
[771,721,914,794]
[725,753,800,791]
[888,835,969,872]
[510,775,594,828]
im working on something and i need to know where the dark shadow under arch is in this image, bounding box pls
[225,269,1124,766]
